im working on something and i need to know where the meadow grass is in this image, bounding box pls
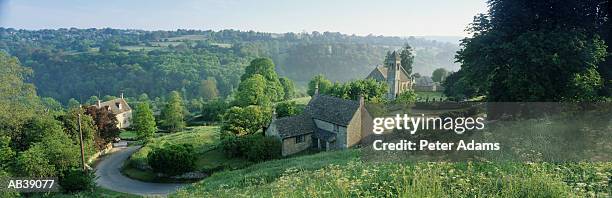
[172,114,612,197]
[173,150,611,198]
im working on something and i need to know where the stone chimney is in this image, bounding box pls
[314,82,320,96]
[97,100,101,108]
[120,92,124,99]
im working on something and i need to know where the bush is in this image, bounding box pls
[59,168,96,192]
[147,144,196,176]
[245,136,282,162]
[221,135,281,162]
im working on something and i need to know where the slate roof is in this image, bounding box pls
[313,128,337,142]
[305,95,360,126]
[272,113,315,138]
[366,65,412,82]
[97,98,132,114]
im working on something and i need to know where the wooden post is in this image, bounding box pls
[78,113,86,172]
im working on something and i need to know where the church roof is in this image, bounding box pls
[367,65,412,82]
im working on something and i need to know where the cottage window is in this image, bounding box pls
[295,135,304,143]
[333,125,339,132]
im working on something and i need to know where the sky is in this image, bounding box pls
[0,0,488,37]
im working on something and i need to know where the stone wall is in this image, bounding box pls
[282,134,312,156]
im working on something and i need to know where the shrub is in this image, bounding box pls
[245,136,282,162]
[59,168,96,192]
[147,144,196,176]
[221,135,281,162]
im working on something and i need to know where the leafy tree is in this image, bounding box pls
[85,96,99,106]
[221,105,271,136]
[307,74,332,96]
[36,131,80,174]
[161,91,186,132]
[399,44,415,74]
[85,105,120,150]
[235,74,270,107]
[200,77,219,101]
[201,99,228,122]
[454,0,609,102]
[59,108,97,156]
[67,98,81,109]
[41,97,64,112]
[327,78,388,102]
[395,90,417,104]
[133,102,156,140]
[16,145,56,177]
[431,68,449,83]
[0,136,15,171]
[137,93,150,102]
[18,116,66,151]
[279,77,296,100]
[241,58,284,101]
[275,101,304,118]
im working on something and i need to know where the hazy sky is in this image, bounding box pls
[0,0,488,37]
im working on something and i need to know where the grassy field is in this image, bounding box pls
[172,148,611,197]
[289,96,311,105]
[172,114,612,197]
[119,130,138,141]
[124,126,250,182]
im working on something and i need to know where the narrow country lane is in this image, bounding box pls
[95,146,186,196]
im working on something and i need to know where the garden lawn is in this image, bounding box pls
[125,126,250,182]
[119,130,138,140]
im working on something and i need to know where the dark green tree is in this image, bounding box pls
[279,77,296,100]
[454,0,609,102]
[431,68,449,83]
[133,102,156,140]
[399,44,415,74]
[161,91,186,132]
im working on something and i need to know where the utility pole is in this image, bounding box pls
[78,113,87,172]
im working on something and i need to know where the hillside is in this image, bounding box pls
[0,28,459,103]
[172,148,611,197]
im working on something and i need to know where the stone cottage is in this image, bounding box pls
[266,92,373,156]
[94,94,132,129]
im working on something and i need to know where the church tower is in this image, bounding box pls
[386,51,401,99]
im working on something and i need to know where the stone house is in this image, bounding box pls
[413,76,444,92]
[366,51,413,99]
[94,94,132,129]
[266,93,373,156]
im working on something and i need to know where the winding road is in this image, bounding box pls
[95,146,186,196]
